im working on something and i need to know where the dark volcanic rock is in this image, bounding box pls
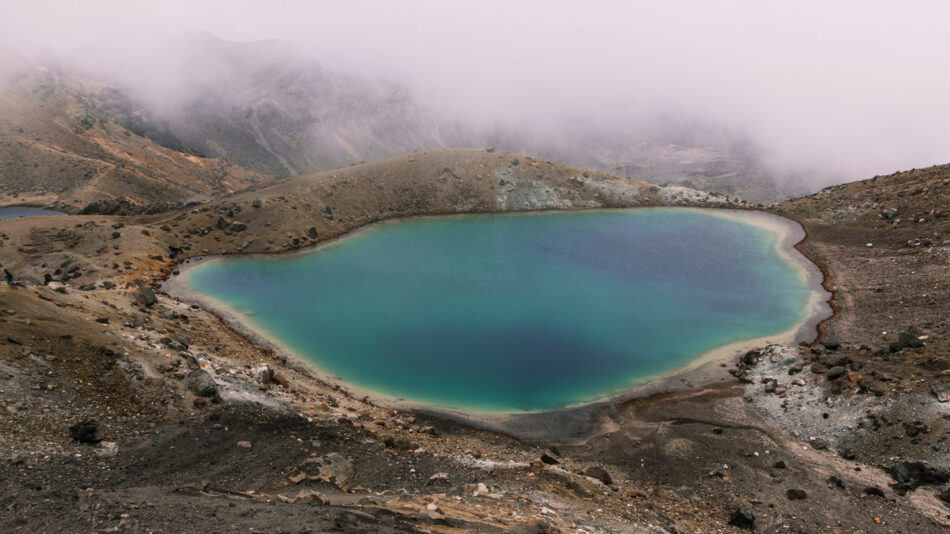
[786,488,807,500]
[382,435,416,451]
[887,462,950,494]
[188,370,219,398]
[132,285,158,307]
[170,332,189,349]
[69,420,102,444]
[728,507,755,530]
[583,466,613,485]
[820,337,841,350]
[898,331,924,348]
[826,366,847,380]
[904,421,930,437]
[740,350,759,366]
[828,476,845,489]
[828,355,851,367]
[160,337,187,352]
[80,198,163,216]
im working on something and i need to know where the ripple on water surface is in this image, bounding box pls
[182,209,817,412]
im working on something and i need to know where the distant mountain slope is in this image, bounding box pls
[75,33,465,178]
[480,119,808,203]
[0,55,272,212]
[73,33,801,202]
[778,162,949,226]
[150,148,739,261]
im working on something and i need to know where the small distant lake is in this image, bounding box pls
[0,206,64,220]
[176,208,824,413]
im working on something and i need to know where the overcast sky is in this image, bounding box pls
[2,0,949,181]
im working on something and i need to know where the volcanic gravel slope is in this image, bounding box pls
[0,152,948,532]
[0,60,272,213]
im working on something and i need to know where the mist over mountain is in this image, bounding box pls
[66,33,467,178]
[44,32,796,201]
[0,50,269,211]
[2,2,948,203]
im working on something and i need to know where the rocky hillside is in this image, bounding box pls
[1,152,948,532]
[148,148,743,261]
[0,148,741,287]
[0,53,272,213]
[762,163,950,479]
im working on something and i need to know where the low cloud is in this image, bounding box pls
[2,0,949,187]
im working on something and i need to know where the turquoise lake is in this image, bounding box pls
[181,209,814,412]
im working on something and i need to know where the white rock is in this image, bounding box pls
[95,441,118,457]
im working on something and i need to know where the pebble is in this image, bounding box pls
[826,366,847,380]
[786,488,808,500]
[728,508,755,530]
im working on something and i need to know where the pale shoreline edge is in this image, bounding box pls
[162,207,833,439]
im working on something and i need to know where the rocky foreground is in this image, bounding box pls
[0,151,948,533]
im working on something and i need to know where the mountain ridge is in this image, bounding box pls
[0,56,273,212]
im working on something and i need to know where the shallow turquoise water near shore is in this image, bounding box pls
[183,209,813,412]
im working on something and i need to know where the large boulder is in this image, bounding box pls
[132,285,157,307]
[583,466,613,485]
[298,453,354,489]
[728,508,755,530]
[187,370,219,398]
[888,462,950,494]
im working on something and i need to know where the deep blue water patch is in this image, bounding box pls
[183,209,813,412]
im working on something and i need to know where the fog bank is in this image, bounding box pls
[2,0,949,187]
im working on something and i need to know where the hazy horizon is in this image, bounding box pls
[2,0,949,189]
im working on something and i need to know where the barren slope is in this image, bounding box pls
[0,153,947,532]
[0,59,272,213]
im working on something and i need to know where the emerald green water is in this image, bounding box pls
[182,209,813,412]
